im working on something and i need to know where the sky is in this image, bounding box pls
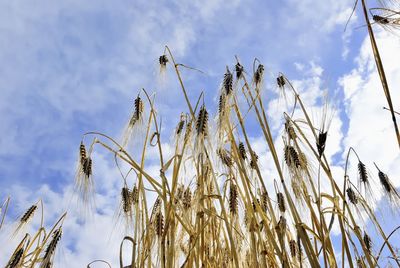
[0,0,400,267]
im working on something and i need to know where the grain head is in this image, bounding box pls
[235,62,244,80]
[196,105,209,137]
[223,67,233,96]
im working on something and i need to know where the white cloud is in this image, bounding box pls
[340,29,400,184]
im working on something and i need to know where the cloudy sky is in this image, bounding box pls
[1,0,399,266]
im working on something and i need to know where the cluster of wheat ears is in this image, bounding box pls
[2,1,400,267]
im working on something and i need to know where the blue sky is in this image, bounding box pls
[1,0,400,266]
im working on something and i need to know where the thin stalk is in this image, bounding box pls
[360,0,400,149]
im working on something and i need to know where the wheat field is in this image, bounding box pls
[2,1,400,267]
